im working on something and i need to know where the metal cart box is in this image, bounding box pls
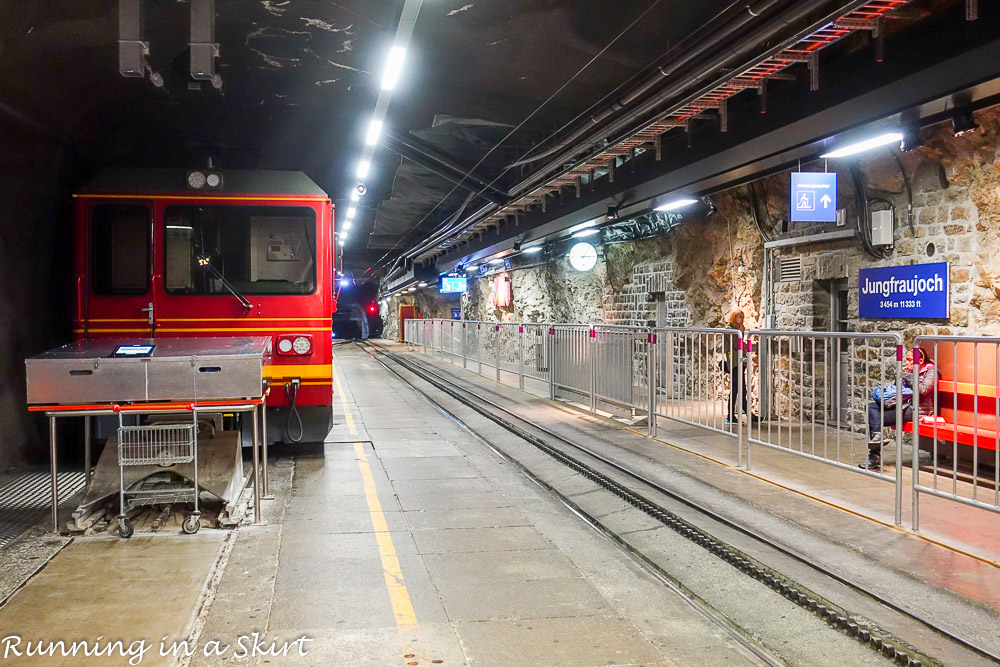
[26,337,271,404]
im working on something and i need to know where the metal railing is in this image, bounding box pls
[744,330,905,524]
[403,319,1000,526]
[653,327,740,441]
[911,336,1000,529]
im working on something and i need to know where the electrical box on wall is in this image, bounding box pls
[836,209,847,227]
[871,210,894,246]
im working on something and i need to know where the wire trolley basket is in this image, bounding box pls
[115,409,201,538]
[118,423,196,466]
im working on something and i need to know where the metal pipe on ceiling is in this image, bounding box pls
[508,0,786,169]
[402,0,850,264]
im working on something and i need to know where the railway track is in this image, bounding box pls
[361,340,1000,667]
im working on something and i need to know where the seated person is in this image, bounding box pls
[861,348,939,470]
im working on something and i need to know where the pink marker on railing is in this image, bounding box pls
[519,326,523,333]
[549,327,555,335]
[898,345,905,361]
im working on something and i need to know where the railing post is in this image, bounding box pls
[548,327,556,400]
[518,325,525,390]
[462,322,467,369]
[738,334,747,469]
[589,326,597,415]
[648,332,657,437]
[496,325,501,382]
[912,344,921,531]
[477,324,482,374]
[894,341,904,526]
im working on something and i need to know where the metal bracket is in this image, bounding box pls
[118,0,163,87]
[190,0,223,89]
[967,0,978,21]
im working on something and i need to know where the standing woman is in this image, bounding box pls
[725,309,747,424]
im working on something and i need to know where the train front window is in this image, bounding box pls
[164,205,317,296]
[91,204,151,296]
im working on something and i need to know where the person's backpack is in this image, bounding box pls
[871,381,914,408]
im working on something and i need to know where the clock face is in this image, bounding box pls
[568,242,598,272]
[292,336,311,354]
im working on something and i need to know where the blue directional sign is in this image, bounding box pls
[451,308,462,320]
[859,262,949,319]
[791,172,837,223]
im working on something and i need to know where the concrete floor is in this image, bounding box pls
[0,344,779,666]
[1,341,998,665]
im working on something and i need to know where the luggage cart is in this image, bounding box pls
[116,407,200,538]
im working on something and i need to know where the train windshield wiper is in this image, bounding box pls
[196,255,253,311]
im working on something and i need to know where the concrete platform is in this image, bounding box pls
[0,344,781,666]
[390,340,1000,647]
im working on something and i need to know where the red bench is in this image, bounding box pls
[901,342,1000,459]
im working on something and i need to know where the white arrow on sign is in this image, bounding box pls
[820,194,832,208]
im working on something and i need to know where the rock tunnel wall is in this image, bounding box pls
[388,105,1000,426]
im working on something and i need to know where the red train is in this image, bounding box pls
[72,168,336,441]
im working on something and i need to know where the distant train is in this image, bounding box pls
[72,168,336,442]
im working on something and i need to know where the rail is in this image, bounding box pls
[404,319,1000,527]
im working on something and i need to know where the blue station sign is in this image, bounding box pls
[859,262,949,319]
[790,172,837,223]
[451,308,462,320]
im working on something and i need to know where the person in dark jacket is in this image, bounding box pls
[724,310,747,424]
[861,347,939,470]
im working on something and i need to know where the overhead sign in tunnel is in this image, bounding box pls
[790,172,837,223]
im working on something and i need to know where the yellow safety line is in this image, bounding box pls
[610,422,1000,570]
[353,442,418,629]
[401,349,1000,572]
[331,357,357,436]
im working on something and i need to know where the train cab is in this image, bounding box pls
[73,168,336,443]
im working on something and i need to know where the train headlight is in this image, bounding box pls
[187,171,207,189]
[293,336,312,355]
[277,338,293,354]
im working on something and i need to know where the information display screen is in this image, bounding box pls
[440,276,468,293]
[111,344,156,358]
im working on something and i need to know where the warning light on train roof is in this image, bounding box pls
[820,132,903,158]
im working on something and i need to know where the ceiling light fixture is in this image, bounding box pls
[465,265,479,273]
[951,109,979,137]
[654,198,699,212]
[381,46,406,91]
[567,219,597,234]
[522,245,543,254]
[366,119,383,146]
[572,228,601,239]
[349,190,359,202]
[418,282,428,287]
[489,258,506,265]
[900,126,924,152]
[347,207,357,219]
[356,160,371,179]
[820,132,903,158]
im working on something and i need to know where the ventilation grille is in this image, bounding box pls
[778,256,803,282]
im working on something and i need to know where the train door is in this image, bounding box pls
[83,201,154,338]
[399,304,415,342]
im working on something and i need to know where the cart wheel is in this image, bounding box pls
[182,515,201,535]
[117,517,133,539]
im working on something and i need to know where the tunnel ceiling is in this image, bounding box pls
[0,1,964,277]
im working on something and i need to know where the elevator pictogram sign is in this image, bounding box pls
[791,172,837,223]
